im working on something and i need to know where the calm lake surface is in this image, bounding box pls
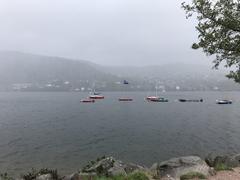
[0,91,240,175]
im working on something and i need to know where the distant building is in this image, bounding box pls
[12,83,32,91]
[176,86,180,90]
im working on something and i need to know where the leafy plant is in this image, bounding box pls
[180,172,206,180]
[182,0,240,83]
[214,163,233,171]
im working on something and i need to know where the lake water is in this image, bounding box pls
[0,91,240,175]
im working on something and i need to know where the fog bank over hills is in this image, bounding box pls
[0,51,239,91]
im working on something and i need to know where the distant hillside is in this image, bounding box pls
[0,51,239,91]
[0,51,120,91]
[104,63,225,79]
[104,64,240,91]
[0,51,116,83]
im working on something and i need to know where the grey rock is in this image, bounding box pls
[206,154,240,168]
[209,167,217,176]
[215,154,240,167]
[81,156,149,177]
[123,163,145,174]
[82,157,116,175]
[79,172,97,178]
[150,163,158,178]
[205,154,215,167]
[82,157,124,176]
[62,173,79,180]
[108,166,126,176]
[63,172,97,180]
[36,174,53,180]
[151,156,211,179]
[107,160,126,176]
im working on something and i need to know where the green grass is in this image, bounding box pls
[81,172,149,180]
[180,172,207,180]
[127,172,149,180]
[214,163,233,171]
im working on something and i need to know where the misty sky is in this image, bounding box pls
[0,0,211,66]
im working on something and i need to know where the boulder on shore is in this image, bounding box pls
[205,154,240,168]
[80,156,145,177]
[36,174,53,180]
[151,156,212,179]
[81,156,122,176]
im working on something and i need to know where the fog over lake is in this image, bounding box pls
[0,0,211,66]
[1,0,240,178]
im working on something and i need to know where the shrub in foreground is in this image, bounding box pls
[180,172,206,180]
[214,163,233,171]
[82,172,149,180]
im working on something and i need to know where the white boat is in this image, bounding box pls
[216,100,232,104]
[89,82,104,99]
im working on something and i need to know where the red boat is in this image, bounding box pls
[118,98,133,101]
[80,99,95,103]
[146,96,168,102]
[89,95,105,99]
[146,96,159,101]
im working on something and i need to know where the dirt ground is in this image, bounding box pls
[208,167,240,180]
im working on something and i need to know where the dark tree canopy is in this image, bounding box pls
[182,0,240,83]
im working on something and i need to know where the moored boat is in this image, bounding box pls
[93,92,101,95]
[89,95,105,99]
[146,96,168,102]
[118,98,133,101]
[216,100,232,104]
[118,80,133,102]
[178,99,203,102]
[146,83,168,102]
[89,82,104,99]
[80,99,95,103]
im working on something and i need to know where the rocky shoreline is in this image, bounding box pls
[2,154,240,180]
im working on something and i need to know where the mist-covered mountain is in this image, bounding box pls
[0,51,116,83]
[0,51,122,91]
[0,51,239,91]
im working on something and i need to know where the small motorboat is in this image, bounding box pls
[118,98,133,101]
[146,96,168,102]
[216,100,232,104]
[89,95,105,99]
[80,99,95,103]
[178,99,203,102]
[93,92,101,95]
[146,96,158,101]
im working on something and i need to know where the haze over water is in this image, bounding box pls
[0,91,240,175]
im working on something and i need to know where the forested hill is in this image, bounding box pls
[0,51,239,91]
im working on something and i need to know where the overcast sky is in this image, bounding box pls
[0,0,211,66]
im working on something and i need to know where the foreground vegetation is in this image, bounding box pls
[3,154,240,180]
[180,172,207,180]
[80,172,149,180]
[0,170,149,180]
[214,163,233,171]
